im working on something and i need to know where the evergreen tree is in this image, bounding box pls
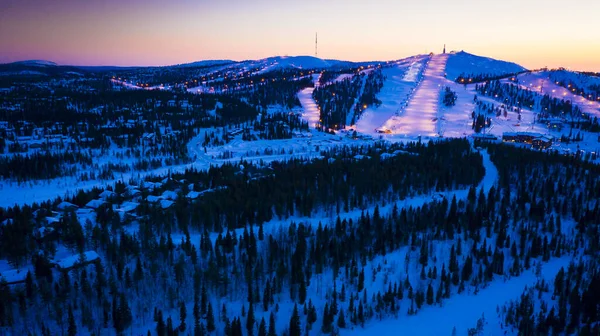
[337,310,346,329]
[258,317,267,336]
[180,301,187,332]
[247,303,255,336]
[289,304,301,336]
[206,302,216,332]
[68,305,77,336]
[268,312,277,336]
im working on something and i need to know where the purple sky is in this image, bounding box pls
[1,0,599,71]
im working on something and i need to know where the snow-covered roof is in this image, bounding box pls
[57,201,78,211]
[186,191,201,199]
[161,190,178,200]
[44,216,61,225]
[98,190,116,200]
[85,199,106,209]
[0,267,32,284]
[141,181,162,190]
[159,199,175,209]
[117,201,139,213]
[54,251,99,269]
[36,226,55,238]
[146,195,162,203]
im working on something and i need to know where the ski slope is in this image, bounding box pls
[298,74,322,128]
[354,56,427,135]
[379,54,449,138]
[508,72,600,118]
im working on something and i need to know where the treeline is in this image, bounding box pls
[243,112,309,141]
[455,70,530,84]
[475,81,536,110]
[352,70,385,124]
[313,69,385,129]
[0,151,92,181]
[313,76,362,130]
[500,261,600,336]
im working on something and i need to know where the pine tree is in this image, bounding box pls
[201,285,208,316]
[68,305,77,336]
[289,304,301,336]
[156,310,165,336]
[268,312,277,336]
[247,303,255,336]
[118,292,132,333]
[166,316,174,336]
[426,283,434,305]
[258,317,267,336]
[337,310,346,329]
[206,302,216,332]
[180,301,187,332]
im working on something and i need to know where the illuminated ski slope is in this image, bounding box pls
[354,55,427,135]
[297,74,322,128]
[380,53,449,138]
[507,72,600,118]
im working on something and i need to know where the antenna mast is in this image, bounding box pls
[315,32,318,57]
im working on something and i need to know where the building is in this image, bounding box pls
[503,132,553,149]
[502,132,543,144]
[54,251,100,271]
[532,136,553,150]
[57,201,78,212]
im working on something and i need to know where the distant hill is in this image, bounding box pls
[10,60,58,67]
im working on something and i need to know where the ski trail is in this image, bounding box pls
[354,57,427,135]
[380,54,449,138]
[298,73,322,129]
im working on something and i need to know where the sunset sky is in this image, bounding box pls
[1,0,598,71]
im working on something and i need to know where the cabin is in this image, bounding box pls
[85,199,107,210]
[146,195,162,204]
[186,191,201,200]
[57,201,78,212]
[161,190,178,201]
[98,190,117,201]
[532,136,553,150]
[0,268,32,285]
[54,251,100,271]
[124,186,141,198]
[159,200,175,210]
[142,133,156,146]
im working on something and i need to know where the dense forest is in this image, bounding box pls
[1,139,598,335]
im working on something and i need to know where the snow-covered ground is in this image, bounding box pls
[345,256,572,336]
[378,54,448,138]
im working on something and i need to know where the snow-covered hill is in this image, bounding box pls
[9,60,58,67]
[176,60,235,68]
[445,51,526,81]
